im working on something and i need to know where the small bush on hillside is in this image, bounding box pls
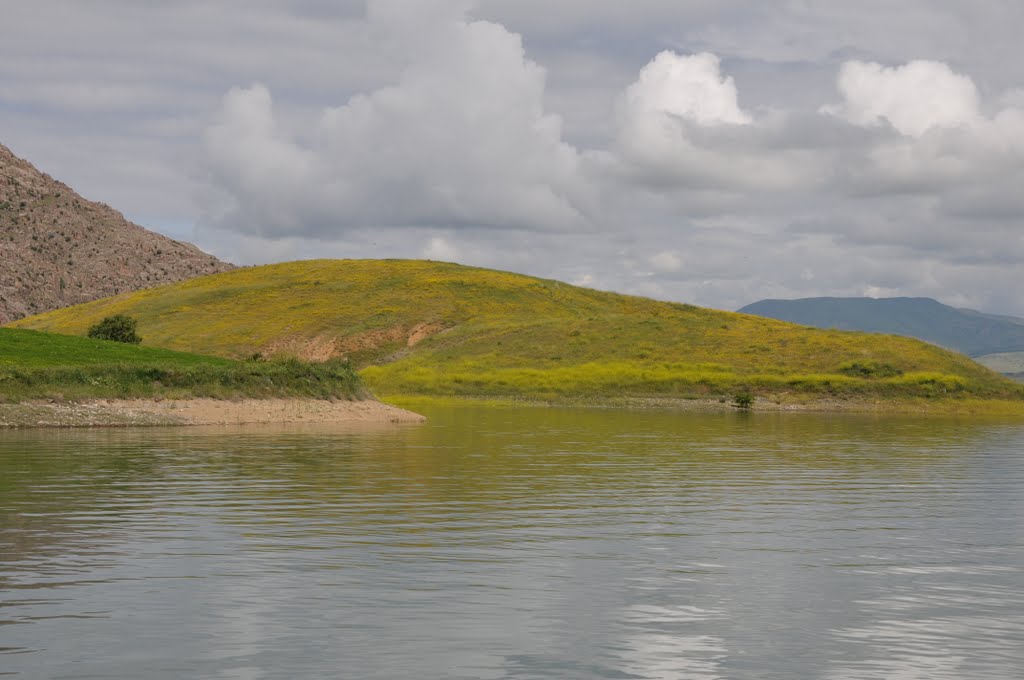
[87,315,142,344]
[837,361,903,379]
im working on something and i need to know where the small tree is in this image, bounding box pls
[732,392,754,409]
[87,315,142,344]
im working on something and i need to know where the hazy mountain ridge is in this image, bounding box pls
[0,143,233,323]
[738,297,1024,358]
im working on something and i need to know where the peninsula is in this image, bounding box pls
[10,259,1024,417]
[0,327,423,428]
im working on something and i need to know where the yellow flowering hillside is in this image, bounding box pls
[10,259,1023,404]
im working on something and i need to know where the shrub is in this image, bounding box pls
[838,360,902,379]
[87,315,142,344]
[732,392,754,409]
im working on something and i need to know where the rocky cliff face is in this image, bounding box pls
[0,143,233,323]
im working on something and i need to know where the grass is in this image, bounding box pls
[361,362,987,401]
[9,259,1024,407]
[0,327,235,369]
[0,328,365,402]
[382,393,1024,417]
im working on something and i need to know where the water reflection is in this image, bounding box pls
[615,604,728,679]
[2,407,1024,678]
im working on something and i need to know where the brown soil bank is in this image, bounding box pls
[0,398,425,429]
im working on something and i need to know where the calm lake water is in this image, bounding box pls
[2,405,1023,679]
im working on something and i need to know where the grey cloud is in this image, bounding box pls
[201,2,591,237]
[941,182,1024,222]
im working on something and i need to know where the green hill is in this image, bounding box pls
[738,297,1024,357]
[0,327,362,402]
[9,260,1024,406]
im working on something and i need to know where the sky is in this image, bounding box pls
[3,0,1024,314]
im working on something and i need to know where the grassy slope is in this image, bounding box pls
[0,327,234,368]
[0,327,363,402]
[10,259,1024,405]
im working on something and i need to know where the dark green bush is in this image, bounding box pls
[837,361,903,379]
[732,392,754,409]
[87,315,142,344]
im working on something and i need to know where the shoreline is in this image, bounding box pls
[384,394,1024,417]
[0,398,426,429]
[4,393,1024,429]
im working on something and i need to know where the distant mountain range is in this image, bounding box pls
[738,296,1024,379]
[0,143,232,323]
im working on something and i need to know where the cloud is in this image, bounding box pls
[622,51,751,127]
[613,51,752,183]
[0,81,178,114]
[202,84,315,233]
[422,236,461,262]
[608,51,828,195]
[823,59,1024,215]
[649,251,682,273]
[827,59,981,137]
[200,0,589,237]
[368,0,472,27]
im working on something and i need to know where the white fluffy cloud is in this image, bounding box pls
[203,85,315,233]
[201,0,587,237]
[823,59,1024,209]
[622,52,750,127]
[610,51,827,195]
[829,60,980,137]
[614,50,753,181]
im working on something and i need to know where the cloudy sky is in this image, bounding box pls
[3,0,1024,313]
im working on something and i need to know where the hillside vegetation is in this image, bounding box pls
[10,260,1024,405]
[0,327,363,402]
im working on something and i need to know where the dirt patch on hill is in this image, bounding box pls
[260,322,450,362]
[260,334,341,362]
[407,322,446,347]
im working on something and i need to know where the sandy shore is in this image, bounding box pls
[0,398,425,428]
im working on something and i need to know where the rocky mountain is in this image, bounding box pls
[0,143,232,323]
[738,296,1024,358]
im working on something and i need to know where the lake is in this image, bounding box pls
[2,405,1023,679]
